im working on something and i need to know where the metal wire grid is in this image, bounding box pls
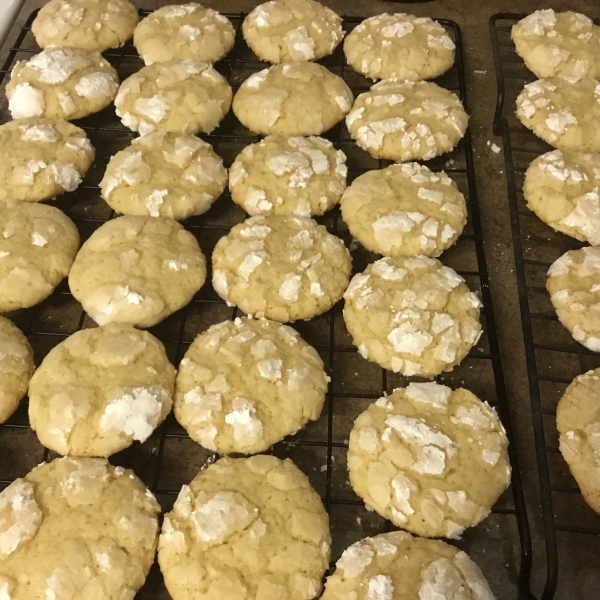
[490,13,600,600]
[0,10,531,599]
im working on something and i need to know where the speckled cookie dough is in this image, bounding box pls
[523,149,600,244]
[547,246,600,351]
[340,163,466,258]
[0,318,34,424]
[232,62,353,136]
[229,135,347,217]
[6,47,119,121]
[0,118,94,204]
[134,4,235,66]
[212,215,352,322]
[100,132,227,220]
[174,317,328,454]
[347,383,510,539]
[115,60,232,135]
[512,10,600,79]
[68,216,206,328]
[344,13,455,81]
[0,456,160,600]
[343,256,482,377]
[158,455,331,600]
[516,76,600,151]
[346,79,468,161]
[557,368,600,515]
[322,532,495,600]
[28,324,175,457]
[242,0,343,63]
[0,203,79,313]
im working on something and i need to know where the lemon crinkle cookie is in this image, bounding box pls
[174,317,328,454]
[344,13,455,81]
[115,60,232,135]
[242,0,343,63]
[28,323,175,457]
[68,215,206,328]
[134,3,235,66]
[0,456,160,600]
[212,215,352,322]
[7,47,119,121]
[100,132,227,220]
[158,455,331,600]
[229,135,347,217]
[232,62,353,136]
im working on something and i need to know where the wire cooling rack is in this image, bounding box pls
[0,10,533,599]
[490,13,600,600]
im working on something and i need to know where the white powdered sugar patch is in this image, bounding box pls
[225,397,263,444]
[74,72,117,100]
[367,575,394,600]
[0,479,42,557]
[9,83,44,118]
[337,542,374,578]
[405,382,451,409]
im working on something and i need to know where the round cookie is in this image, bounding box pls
[346,79,469,161]
[344,13,455,81]
[115,60,232,135]
[68,215,206,328]
[512,10,600,79]
[347,383,510,539]
[0,203,79,313]
[343,256,482,377]
[134,4,235,66]
[0,457,160,600]
[28,323,175,457]
[557,368,600,515]
[523,149,600,244]
[158,455,331,600]
[232,62,353,136]
[0,118,94,204]
[516,76,600,152]
[31,0,139,52]
[7,47,119,121]
[546,246,600,351]
[229,135,347,217]
[242,0,343,63]
[0,318,34,424]
[340,163,466,257]
[100,132,227,220]
[174,317,328,454]
[212,215,352,322]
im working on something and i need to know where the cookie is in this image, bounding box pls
[0,118,94,204]
[523,149,600,244]
[343,256,482,377]
[340,163,466,257]
[229,135,347,217]
[158,455,330,600]
[557,368,600,515]
[322,531,494,600]
[516,76,600,151]
[0,203,79,313]
[115,60,232,135]
[546,246,600,351]
[347,383,510,539]
[242,0,343,63]
[346,79,468,161]
[7,47,119,121]
[28,323,175,457]
[0,318,34,424]
[100,132,227,220]
[31,0,138,52]
[174,317,328,454]
[344,13,455,81]
[512,10,600,79]
[68,216,206,328]
[232,62,353,136]
[133,4,235,66]
[0,457,159,600]
[212,215,352,322]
